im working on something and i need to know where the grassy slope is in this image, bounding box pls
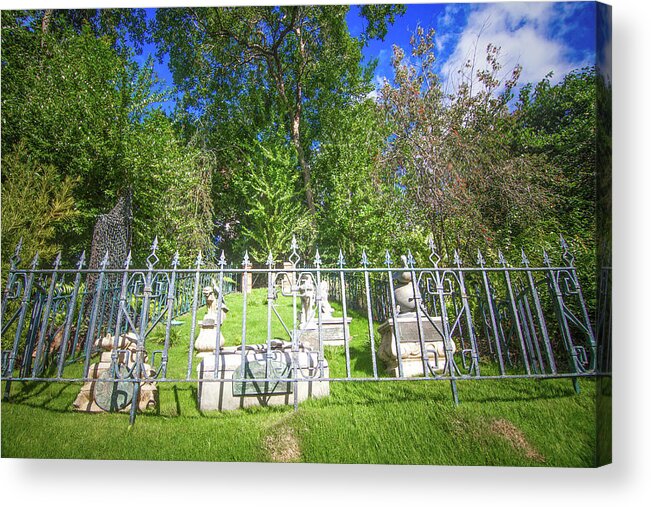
[1,288,596,466]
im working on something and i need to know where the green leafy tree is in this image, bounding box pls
[231,138,313,262]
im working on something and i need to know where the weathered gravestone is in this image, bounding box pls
[378,255,453,376]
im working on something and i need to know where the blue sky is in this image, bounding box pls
[134,2,603,113]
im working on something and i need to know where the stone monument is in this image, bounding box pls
[194,282,229,358]
[297,277,352,349]
[378,255,454,376]
[72,332,157,412]
[196,340,329,411]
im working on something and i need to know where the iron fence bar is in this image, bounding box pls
[499,251,531,375]
[56,251,86,378]
[160,252,180,378]
[315,250,325,380]
[522,250,557,374]
[407,251,430,378]
[211,251,226,381]
[265,252,274,391]
[3,253,38,400]
[454,252,480,377]
[544,250,580,393]
[385,252,404,378]
[239,252,249,393]
[186,252,203,380]
[82,251,109,379]
[32,253,62,377]
[517,292,542,374]
[433,268,459,405]
[289,237,300,412]
[338,250,352,380]
[361,251,378,378]
[478,250,506,375]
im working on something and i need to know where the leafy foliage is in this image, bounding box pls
[1,145,78,268]
[379,27,557,260]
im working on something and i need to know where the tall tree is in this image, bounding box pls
[154,5,403,218]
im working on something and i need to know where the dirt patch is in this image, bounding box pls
[489,418,545,463]
[264,421,301,463]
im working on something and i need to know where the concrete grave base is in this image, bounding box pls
[197,344,329,411]
[378,313,454,377]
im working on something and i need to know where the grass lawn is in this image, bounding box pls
[1,288,597,466]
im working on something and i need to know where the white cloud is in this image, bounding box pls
[440,2,586,95]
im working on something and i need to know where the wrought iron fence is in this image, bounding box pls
[1,235,608,425]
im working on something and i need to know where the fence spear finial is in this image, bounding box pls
[172,251,180,268]
[266,251,274,267]
[30,252,40,270]
[338,248,346,268]
[146,237,159,268]
[560,234,575,266]
[521,248,530,267]
[53,251,62,269]
[314,249,322,267]
[497,249,507,267]
[124,250,132,269]
[384,250,392,267]
[100,249,110,269]
[361,250,369,268]
[10,238,23,268]
[428,240,440,267]
[476,248,485,267]
[406,249,415,268]
[218,250,227,268]
[242,250,250,266]
[77,250,87,270]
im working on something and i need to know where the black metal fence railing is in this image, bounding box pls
[1,235,610,425]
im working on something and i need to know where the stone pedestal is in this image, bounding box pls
[194,318,225,358]
[72,333,157,413]
[197,343,329,411]
[378,313,454,377]
[298,317,353,349]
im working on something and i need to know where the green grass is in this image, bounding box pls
[1,288,597,466]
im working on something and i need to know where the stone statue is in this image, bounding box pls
[319,280,334,318]
[203,279,228,323]
[298,275,315,324]
[393,255,421,314]
[194,280,228,356]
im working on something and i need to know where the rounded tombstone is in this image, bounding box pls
[94,364,134,412]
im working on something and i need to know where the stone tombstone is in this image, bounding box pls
[378,254,451,377]
[197,341,329,411]
[194,282,229,357]
[298,278,352,349]
[72,332,157,413]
